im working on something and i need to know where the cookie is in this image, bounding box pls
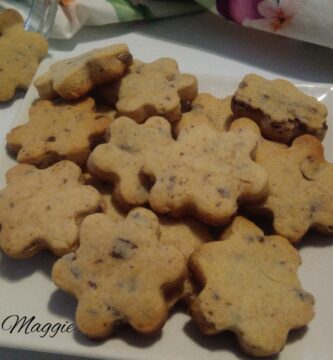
[88,116,173,206]
[88,117,268,225]
[0,161,102,258]
[98,58,198,123]
[6,97,111,168]
[52,208,187,338]
[33,71,57,99]
[190,216,315,357]
[34,44,132,100]
[0,9,48,102]
[85,174,212,304]
[253,134,333,242]
[232,74,327,143]
[145,118,268,225]
[83,174,126,223]
[159,216,212,304]
[175,94,234,136]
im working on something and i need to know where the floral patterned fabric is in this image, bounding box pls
[205,0,333,48]
[0,0,332,48]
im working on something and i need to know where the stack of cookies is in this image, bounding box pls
[1,42,332,357]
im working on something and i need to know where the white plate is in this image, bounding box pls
[0,60,332,360]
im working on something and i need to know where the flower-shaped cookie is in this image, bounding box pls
[6,97,111,168]
[85,175,212,305]
[0,9,48,101]
[88,116,173,205]
[99,58,198,122]
[232,74,327,143]
[254,134,333,242]
[34,44,132,100]
[52,208,187,338]
[0,161,102,258]
[175,94,235,136]
[190,216,315,357]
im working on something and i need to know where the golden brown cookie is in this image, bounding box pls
[145,118,268,225]
[253,134,333,242]
[232,74,327,144]
[85,174,212,304]
[88,116,173,206]
[34,44,132,100]
[159,216,212,304]
[0,161,102,258]
[190,216,315,357]
[175,94,234,136]
[83,174,125,223]
[52,208,187,338]
[99,58,198,123]
[33,71,57,99]
[6,97,111,168]
[0,9,48,102]
[88,117,268,225]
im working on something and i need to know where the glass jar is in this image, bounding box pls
[0,0,58,36]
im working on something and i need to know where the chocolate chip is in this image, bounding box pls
[217,188,230,198]
[110,250,126,259]
[294,289,314,304]
[239,81,247,89]
[46,136,56,142]
[212,292,220,300]
[271,123,283,129]
[111,237,138,259]
[88,280,97,289]
[131,211,141,219]
[310,204,317,213]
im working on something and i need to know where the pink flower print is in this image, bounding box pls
[243,0,297,34]
[217,0,263,24]
[259,0,296,31]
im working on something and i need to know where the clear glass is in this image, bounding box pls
[25,0,57,36]
[2,0,58,36]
